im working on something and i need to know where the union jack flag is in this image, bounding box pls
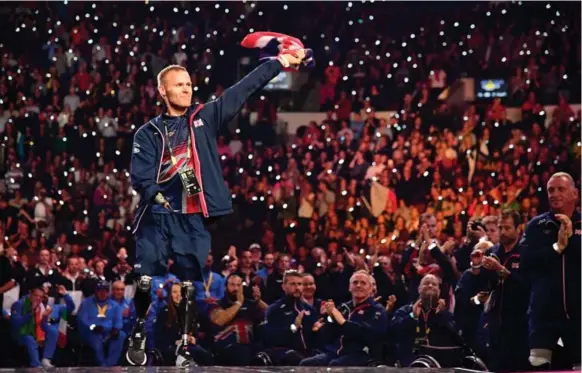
[158,142,190,183]
[214,320,252,345]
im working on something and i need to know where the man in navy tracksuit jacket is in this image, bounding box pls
[520,173,581,370]
[480,210,529,372]
[263,270,317,365]
[300,271,388,366]
[390,274,459,367]
[126,48,308,366]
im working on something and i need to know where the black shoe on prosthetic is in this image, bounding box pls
[126,276,152,366]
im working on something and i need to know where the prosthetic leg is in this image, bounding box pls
[126,275,152,366]
[175,281,198,367]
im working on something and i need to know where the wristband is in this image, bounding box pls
[234,301,242,306]
[409,311,418,320]
[553,242,564,254]
[473,296,481,305]
[290,324,298,333]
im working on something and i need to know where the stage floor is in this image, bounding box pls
[0,368,484,373]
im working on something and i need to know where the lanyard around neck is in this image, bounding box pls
[163,121,190,166]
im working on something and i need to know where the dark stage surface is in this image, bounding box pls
[0,368,487,373]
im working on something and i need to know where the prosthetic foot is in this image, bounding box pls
[175,281,198,367]
[126,275,152,366]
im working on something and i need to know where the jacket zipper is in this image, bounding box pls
[336,302,371,355]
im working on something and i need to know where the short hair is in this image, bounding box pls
[283,269,301,284]
[225,273,242,285]
[420,212,435,224]
[482,215,499,227]
[548,172,575,189]
[499,209,521,228]
[420,273,441,286]
[157,65,187,87]
[277,253,291,263]
[350,269,372,284]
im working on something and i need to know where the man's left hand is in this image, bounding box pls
[482,256,503,272]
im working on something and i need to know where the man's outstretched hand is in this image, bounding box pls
[277,49,307,69]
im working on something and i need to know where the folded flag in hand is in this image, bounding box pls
[241,31,314,69]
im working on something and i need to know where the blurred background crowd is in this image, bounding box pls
[0,0,580,370]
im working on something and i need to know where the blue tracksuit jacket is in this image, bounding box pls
[520,211,581,348]
[316,298,388,358]
[264,296,317,352]
[130,59,284,232]
[77,296,122,338]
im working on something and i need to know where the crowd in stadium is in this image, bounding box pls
[0,1,580,371]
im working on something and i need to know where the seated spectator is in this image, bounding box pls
[300,270,388,366]
[23,249,60,294]
[391,274,459,367]
[10,284,73,368]
[263,270,317,365]
[264,253,291,304]
[149,283,213,366]
[301,273,323,318]
[194,254,225,303]
[208,273,267,366]
[110,280,135,336]
[77,280,126,367]
[256,252,275,281]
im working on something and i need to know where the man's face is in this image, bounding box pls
[39,250,50,265]
[95,288,109,302]
[302,275,316,298]
[205,255,213,269]
[349,273,372,300]
[547,176,577,212]
[418,275,440,304]
[251,249,261,263]
[283,274,303,299]
[264,254,274,268]
[498,217,519,246]
[424,217,438,238]
[226,275,242,298]
[30,289,44,307]
[278,255,290,272]
[158,69,192,109]
[112,283,125,300]
[240,251,252,269]
[485,223,500,244]
[377,256,392,273]
[68,258,79,274]
[95,262,105,275]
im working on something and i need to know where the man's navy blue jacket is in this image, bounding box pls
[130,60,283,232]
[316,297,388,358]
[264,295,317,353]
[520,211,581,347]
[390,303,459,366]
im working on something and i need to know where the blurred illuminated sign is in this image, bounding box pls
[476,79,508,99]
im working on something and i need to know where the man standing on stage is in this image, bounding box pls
[126,49,308,366]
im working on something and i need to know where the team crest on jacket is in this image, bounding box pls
[193,119,204,128]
